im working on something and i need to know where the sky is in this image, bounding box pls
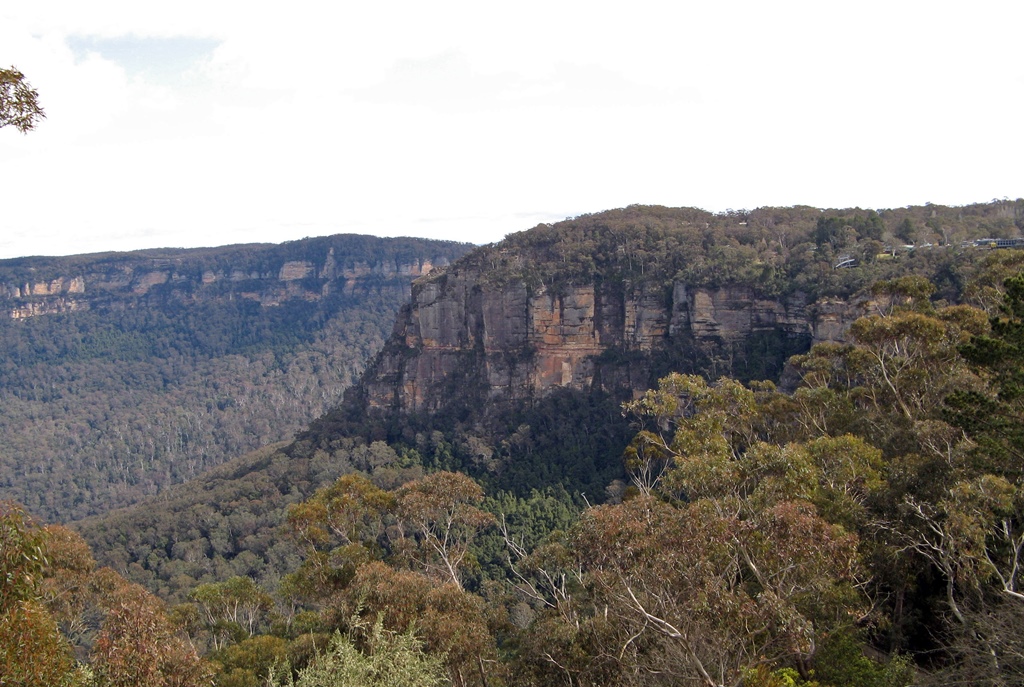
[1,1,1022,259]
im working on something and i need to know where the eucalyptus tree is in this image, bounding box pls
[0,67,45,133]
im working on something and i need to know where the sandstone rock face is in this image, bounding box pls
[363,269,870,413]
[675,283,810,340]
[5,276,86,298]
[0,239,465,320]
[811,298,864,342]
[132,270,170,294]
[279,261,314,281]
[10,297,87,319]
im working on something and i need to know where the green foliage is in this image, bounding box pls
[473,487,581,583]
[0,506,78,685]
[0,502,48,613]
[1,502,216,687]
[272,620,449,687]
[946,271,1024,472]
[91,582,215,687]
[335,563,493,678]
[562,495,861,686]
[895,218,916,244]
[0,600,77,687]
[471,202,1020,302]
[816,212,885,247]
[75,442,341,603]
[812,630,914,687]
[790,301,988,457]
[396,471,495,589]
[210,635,289,687]
[190,576,273,647]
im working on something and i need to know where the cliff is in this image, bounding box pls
[350,200,1015,417]
[0,235,471,319]
[290,209,932,501]
[72,203,1017,597]
[360,269,868,414]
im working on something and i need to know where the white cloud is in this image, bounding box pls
[0,1,1022,258]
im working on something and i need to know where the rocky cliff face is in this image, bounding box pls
[361,267,869,414]
[0,238,470,320]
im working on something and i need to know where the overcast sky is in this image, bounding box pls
[1,1,1021,259]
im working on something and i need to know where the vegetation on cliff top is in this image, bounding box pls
[438,200,1024,299]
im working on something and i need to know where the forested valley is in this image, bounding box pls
[0,235,473,521]
[4,201,1024,686]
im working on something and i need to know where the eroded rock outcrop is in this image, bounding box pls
[361,268,869,414]
[0,237,468,320]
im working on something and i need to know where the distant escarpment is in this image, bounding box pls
[0,234,473,523]
[1,234,469,319]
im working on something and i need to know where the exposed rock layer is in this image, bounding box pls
[1,238,467,319]
[362,270,868,413]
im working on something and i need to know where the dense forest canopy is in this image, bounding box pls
[13,200,1021,524]
[0,234,473,522]
[4,201,1024,686]
[9,264,1024,686]
[462,199,1024,298]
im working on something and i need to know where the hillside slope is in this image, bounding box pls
[73,201,1024,598]
[0,234,473,521]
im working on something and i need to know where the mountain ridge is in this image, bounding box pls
[1,233,468,319]
[0,233,474,522]
[63,200,1024,608]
